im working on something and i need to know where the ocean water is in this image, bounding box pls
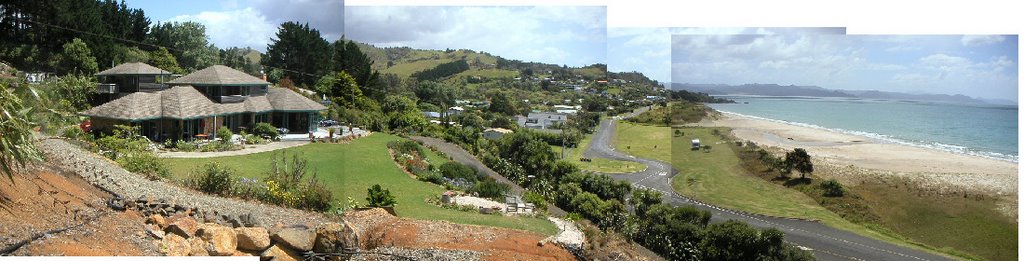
[707,96,1019,163]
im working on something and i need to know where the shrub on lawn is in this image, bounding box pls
[252,122,279,140]
[117,152,170,179]
[438,161,478,182]
[524,191,548,212]
[187,162,235,195]
[174,140,197,152]
[417,171,446,185]
[217,127,233,144]
[820,179,845,197]
[366,184,397,207]
[471,178,510,200]
[297,177,333,211]
[94,125,149,160]
[387,140,425,157]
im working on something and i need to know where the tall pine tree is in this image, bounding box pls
[263,21,330,88]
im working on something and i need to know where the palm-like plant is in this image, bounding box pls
[0,84,43,180]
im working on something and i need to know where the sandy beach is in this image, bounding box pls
[693,113,1018,196]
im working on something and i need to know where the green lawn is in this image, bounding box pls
[614,121,672,163]
[552,130,646,174]
[163,134,557,235]
[614,123,960,259]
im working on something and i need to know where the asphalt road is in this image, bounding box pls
[582,109,950,261]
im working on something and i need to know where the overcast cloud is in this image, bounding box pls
[344,6,607,67]
[671,34,1018,100]
[607,27,845,84]
[151,0,344,51]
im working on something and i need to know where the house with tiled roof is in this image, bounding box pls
[82,63,326,141]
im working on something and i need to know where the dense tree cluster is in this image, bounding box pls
[263,22,330,87]
[0,0,149,71]
[411,60,469,82]
[669,89,735,103]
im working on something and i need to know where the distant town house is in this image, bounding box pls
[81,63,326,141]
[516,112,567,133]
[482,128,513,140]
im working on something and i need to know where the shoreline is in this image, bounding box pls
[692,112,1018,196]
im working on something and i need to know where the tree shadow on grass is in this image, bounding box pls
[778,177,812,187]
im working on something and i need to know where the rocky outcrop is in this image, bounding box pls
[235,227,271,251]
[314,221,360,253]
[159,234,191,256]
[270,226,317,251]
[261,244,303,261]
[196,223,237,256]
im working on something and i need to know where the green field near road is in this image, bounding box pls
[668,127,845,222]
[163,133,557,235]
[551,130,646,174]
[614,121,672,162]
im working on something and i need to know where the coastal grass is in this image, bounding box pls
[851,181,1013,260]
[667,127,854,225]
[615,123,966,259]
[163,133,558,235]
[728,128,1005,260]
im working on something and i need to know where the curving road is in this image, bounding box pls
[583,108,950,261]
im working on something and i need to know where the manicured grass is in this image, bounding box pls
[552,131,646,173]
[614,121,672,163]
[163,134,557,235]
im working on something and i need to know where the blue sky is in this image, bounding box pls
[128,0,344,51]
[607,27,845,84]
[672,34,1018,101]
[344,6,606,67]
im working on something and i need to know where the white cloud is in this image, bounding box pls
[170,8,278,51]
[960,35,1005,46]
[345,6,605,66]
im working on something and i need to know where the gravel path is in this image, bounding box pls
[350,246,481,261]
[37,138,331,226]
[546,217,584,250]
[452,196,505,211]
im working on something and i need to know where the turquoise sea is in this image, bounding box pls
[708,96,1019,163]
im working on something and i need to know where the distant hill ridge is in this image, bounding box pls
[351,41,607,81]
[672,83,1014,105]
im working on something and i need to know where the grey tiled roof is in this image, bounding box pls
[81,86,324,121]
[267,87,327,111]
[167,65,270,86]
[95,62,171,76]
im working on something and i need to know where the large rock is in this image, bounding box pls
[165,216,199,238]
[314,221,360,253]
[271,226,316,251]
[261,244,302,261]
[159,234,190,256]
[197,223,237,256]
[188,237,208,256]
[147,214,167,228]
[235,227,271,251]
